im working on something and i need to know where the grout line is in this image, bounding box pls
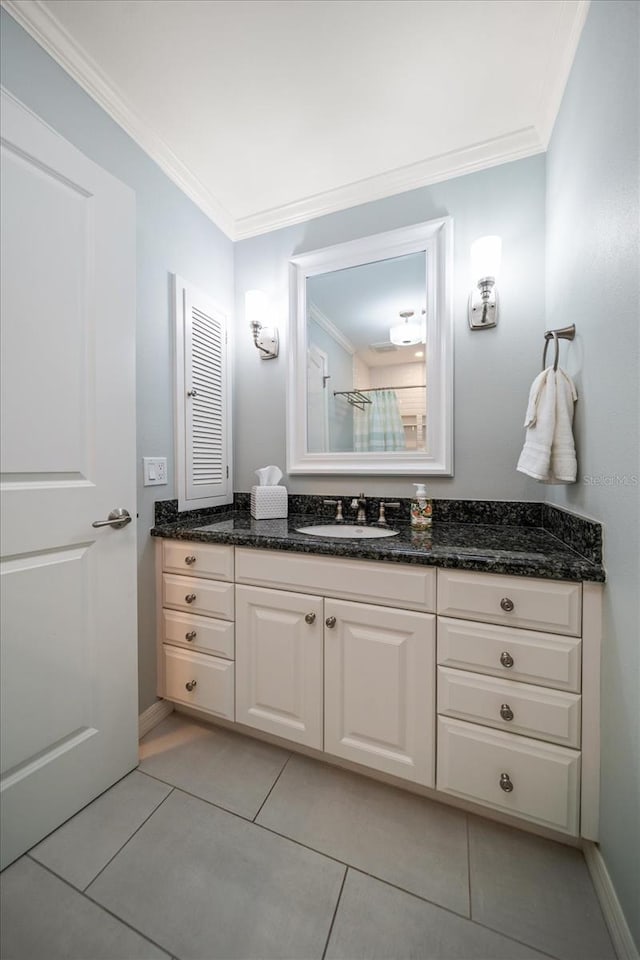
[321,865,348,960]
[81,787,175,893]
[252,752,292,822]
[23,855,173,959]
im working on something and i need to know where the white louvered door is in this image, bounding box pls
[175,278,232,510]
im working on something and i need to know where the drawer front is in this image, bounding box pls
[437,617,582,692]
[437,717,580,835]
[437,570,582,636]
[163,645,234,719]
[162,540,234,581]
[437,667,581,747]
[163,573,234,620]
[236,548,436,612]
[162,609,234,660]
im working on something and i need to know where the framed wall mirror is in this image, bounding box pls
[287,218,453,475]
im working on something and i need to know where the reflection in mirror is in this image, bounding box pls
[288,218,453,476]
[306,252,427,454]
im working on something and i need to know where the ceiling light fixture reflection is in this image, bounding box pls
[389,310,423,346]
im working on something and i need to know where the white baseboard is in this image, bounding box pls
[138,699,174,740]
[584,841,639,960]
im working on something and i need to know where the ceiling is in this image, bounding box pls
[4,0,589,240]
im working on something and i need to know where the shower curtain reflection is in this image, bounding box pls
[354,390,406,451]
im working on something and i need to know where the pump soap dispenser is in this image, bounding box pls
[411,483,432,530]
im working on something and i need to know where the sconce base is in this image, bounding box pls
[256,326,279,359]
[468,283,498,330]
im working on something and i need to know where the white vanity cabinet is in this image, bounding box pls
[435,569,595,836]
[156,540,235,720]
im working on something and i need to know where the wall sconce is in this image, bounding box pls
[389,309,425,346]
[468,235,502,330]
[246,289,279,359]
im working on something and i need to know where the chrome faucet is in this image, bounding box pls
[350,492,367,523]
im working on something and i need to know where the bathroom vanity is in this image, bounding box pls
[152,499,604,842]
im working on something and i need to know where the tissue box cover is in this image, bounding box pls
[250,485,288,520]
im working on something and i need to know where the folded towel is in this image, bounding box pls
[517,367,577,483]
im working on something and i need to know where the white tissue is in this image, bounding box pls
[255,465,283,486]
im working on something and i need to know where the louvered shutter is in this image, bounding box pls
[175,277,232,509]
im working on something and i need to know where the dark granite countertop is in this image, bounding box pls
[151,503,605,583]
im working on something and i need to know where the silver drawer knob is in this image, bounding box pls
[500,703,514,722]
[185,593,196,604]
[500,651,514,668]
[500,597,515,612]
[325,616,336,628]
[499,773,514,792]
[185,679,197,692]
[305,612,316,624]
[185,631,197,641]
[185,555,196,565]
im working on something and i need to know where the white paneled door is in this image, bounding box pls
[0,91,137,869]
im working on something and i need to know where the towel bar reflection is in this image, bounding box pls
[542,324,576,371]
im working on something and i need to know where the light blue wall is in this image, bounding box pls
[0,9,235,713]
[545,0,640,946]
[234,155,547,499]
[307,317,354,451]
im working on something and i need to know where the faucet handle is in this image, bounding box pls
[378,500,400,525]
[323,499,343,521]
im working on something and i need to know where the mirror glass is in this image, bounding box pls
[288,218,453,476]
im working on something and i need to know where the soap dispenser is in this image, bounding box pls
[411,482,432,530]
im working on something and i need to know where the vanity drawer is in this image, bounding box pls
[162,609,234,660]
[162,540,234,581]
[235,548,436,612]
[437,717,580,835]
[163,645,234,719]
[162,573,234,620]
[437,570,581,636]
[437,667,581,747]
[437,617,581,692]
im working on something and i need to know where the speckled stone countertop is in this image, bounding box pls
[151,497,605,583]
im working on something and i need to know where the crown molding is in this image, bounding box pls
[1,0,235,238]
[233,126,545,240]
[536,0,591,147]
[308,303,356,355]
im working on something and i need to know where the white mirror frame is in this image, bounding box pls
[287,217,453,475]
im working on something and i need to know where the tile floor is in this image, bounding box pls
[1,713,616,960]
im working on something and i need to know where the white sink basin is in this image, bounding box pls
[296,524,399,539]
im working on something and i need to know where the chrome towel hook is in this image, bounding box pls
[542,323,576,371]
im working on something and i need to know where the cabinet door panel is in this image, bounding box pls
[235,585,323,749]
[324,599,435,786]
[163,646,234,720]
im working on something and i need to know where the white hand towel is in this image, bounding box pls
[517,367,577,483]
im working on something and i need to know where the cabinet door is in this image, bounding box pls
[235,585,323,749]
[324,599,435,786]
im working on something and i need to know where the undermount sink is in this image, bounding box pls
[296,524,399,539]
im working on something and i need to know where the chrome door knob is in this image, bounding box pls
[305,613,316,624]
[500,597,515,612]
[185,680,197,692]
[185,593,196,604]
[500,703,514,722]
[325,616,336,628]
[187,388,198,397]
[92,508,132,530]
[185,555,196,565]
[185,631,197,641]
[500,651,514,668]
[499,772,514,792]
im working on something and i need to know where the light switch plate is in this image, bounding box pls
[143,457,167,486]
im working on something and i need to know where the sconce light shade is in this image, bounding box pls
[468,236,502,330]
[389,310,424,346]
[246,289,279,359]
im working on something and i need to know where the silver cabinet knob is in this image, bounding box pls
[499,772,514,792]
[500,703,514,722]
[325,616,336,628]
[500,651,514,668]
[305,612,316,624]
[185,555,196,565]
[185,680,197,692]
[92,508,132,530]
[185,593,196,604]
[185,631,197,641]
[500,597,515,612]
